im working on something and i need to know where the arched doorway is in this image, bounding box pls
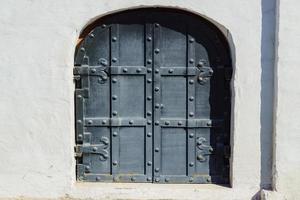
[74,8,232,184]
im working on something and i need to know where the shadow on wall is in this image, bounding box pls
[260,0,276,189]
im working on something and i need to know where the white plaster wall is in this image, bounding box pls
[0,0,276,199]
[272,0,300,199]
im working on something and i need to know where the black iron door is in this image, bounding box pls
[74,9,232,184]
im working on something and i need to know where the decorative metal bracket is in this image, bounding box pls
[196,137,213,162]
[197,60,213,85]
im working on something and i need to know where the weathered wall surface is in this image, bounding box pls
[0,0,297,199]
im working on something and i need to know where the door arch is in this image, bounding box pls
[74,8,232,184]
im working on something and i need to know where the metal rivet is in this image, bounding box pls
[155,168,159,172]
[112,78,117,83]
[77,120,82,123]
[165,121,170,125]
[88,120,93,125]
[85,165,90,170]
[112,95,117,100]
[147,96,152,101]
[189,59,194,64]
[113,132,118,137]
[154,48,160,54]
[207,177,211,182]
[147,177,152,181]
[129,120,134,125]
[113,161,118,166]
[147,79,152,83]
[155,148,159,152]
[147,111,152,116]
[112,111,118,116]
[155,121,160,126]
[189,133,194,138]
[80,47,85,52]
[112,37,117,42]
[189,38,194,43]
[147,132,152,137]
[147,59,152,64]
[189,112,194,117]
[102,24,106,28]
[155,69,159,73]
[147,36,152,41]
[189,96,194,101]
[102,120,107,124]
[147,161,152,166]
[136,68,142,73]
[189,80,194,84]
[197,154,205,161]
[165,178,170,182]
[78,134,83,140]
[155,178,160,182]
[112,57,117,63]
[154,87,159,92]
[160,104,164,109]
[113,176,118,182]
[96,176,101,181]
[178,121,183,126]
[92,147,98,152]
[123,68,128,72]
[155,23,160,27]
[198,61,205,67]
[207,121,212,126]
[147,120,152,125]
[77,95,82,99]
[147,68,152,73]
[189,177,194,182]
[168,69,174,73]
[131,177,136,181]
[155,103,160,108]
[91,68,96,73]
[189,162,194,167]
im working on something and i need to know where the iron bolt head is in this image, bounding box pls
[155,168,159,172]
[147,96,152,101]
[88,120,93,125]
[147,111,152,116]
[112,37,117,42]
[101,24,106,28]
[189,162,194,167]
[78,134,83,140]
[89,33,95,38]
[189,133,194,138]
[92,147,98,152]
[189,96,194,101]
[131,177,136,181]
[207,121,212,126]
[112,57,117,63]
[155,178,160,182]
[147,68,152,73]
[178,121,183,126]
[77,120,82,123]
[113,132,118,137]
[147,177,152,181]
[165,178,170,182]
[155,103,160,108]
[113,161,118,166]
[80,47,85,52]
[197,154,205,161]
[147,59,152,64]
[207,177,211,182]
[136,68,142,73]
[102,120,107,124]
[147,161,152,166]
[147,120,152,125]
[147,36,152,41]
[112,78,117,83]
[155,69,159,73]
[154,87,160,92]
[112,95,117,100]
[165,121,170,125]
[147,79,152,83]
[189,177,194,182]
[155,148,159,152]
[147,132,152,137]
[129,120,134,125]
[112,111,118,116]
[189,38,194,43]
[189,80,194,84]
[168,68,174,73]
[155,23,160,27]
[160,104,164,109]
[189,59,194,64]
[113,176,118,182]
[123,68,128,72]
[154,48,160,54]
[189,112,194,117]
[91,68,96,73]
[96,176,101,181]
[155,121,160,126]
[77,95,82,99]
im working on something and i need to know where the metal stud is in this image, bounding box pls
[155,69,159,73]
[147,132,152,137]
[147,120,152,125]
[189,59,194,64]
[77,120,82,124]
[155,178,160,182]
[77,95,82,99]
[92,147,98,152]
[85,165,90,172]
[147,68,152,73]
[147,161,152,166]
[112,78,117,83]
[147,79,152,83]
[112,57,117,63]
[165,178,170,182]
[136,68,142,73]
[123,68,128,72]
[78,134,83,140]
[101,24,106,28]
[147,36,152,41]
[102,120,107,124]
[147,177,152,181]
[96,176,101,181]
[112,37,117,42]
[165,121,170,125]
[197,154,205,162]
[88,120,93,125]
[155,103,160,108]
[154,48,160,54]
[147,111,152,116]
[155,23,160,27]
[147,96,152,101]
[207,121,212,126]
[89,33,95,38]
[113,176,118,182]
[189,112,194,117]
[113,132,118,137]
[207,177,211,183]
[112,111,118,116]
[155,168,159,172]
[178,121,183,126]
[189,96,194,101]
[147,59,152,64]
[189,38,194,43]
[189,162,194,167]
[189,80,194,84]
[155,147,159,152]
[155,121,160,126]
[160,104,164,109]
[154,87,160,92]
[129,120,134,125]
[112,95,117,100]
[131,177,136,181]
[168,68,174,73]
[189,133,194,138]
[80,47,85,52]
[113,161,118,166]
[189,177,194,182]
[91,68,96,73]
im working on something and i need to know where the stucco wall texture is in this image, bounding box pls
[0,0,299,199]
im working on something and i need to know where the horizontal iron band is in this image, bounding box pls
[74,65,147,76]
[84,117,147,127]
[160,118,224,128]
